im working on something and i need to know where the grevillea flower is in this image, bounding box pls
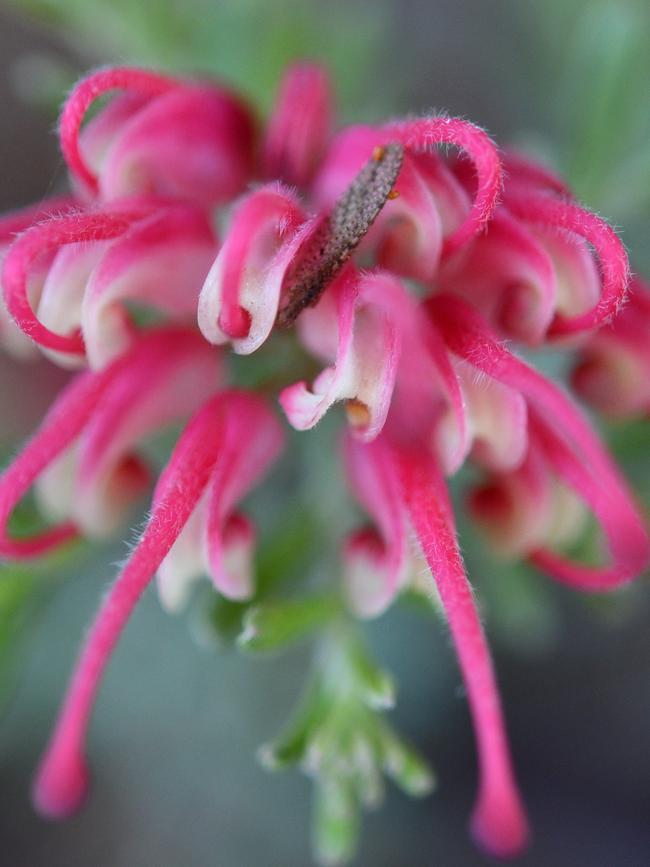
[0,62,648,863]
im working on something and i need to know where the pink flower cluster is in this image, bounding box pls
[0,63,648,858]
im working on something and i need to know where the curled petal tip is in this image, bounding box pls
[32,750,89,820]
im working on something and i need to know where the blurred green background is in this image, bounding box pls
[0,1,648,865]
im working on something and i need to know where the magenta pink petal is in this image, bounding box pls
[2,208,150,355]
[0,365,117,558]
[203,393,284,599]
[432,294,650,587]
[342,433,409,617]
[502,150,571,197]
[32,390,246,819]
[59,67,178,197]
[81,204,218,367]
[198,184,305,351]
[506,192,630,335]
[528,414,649,590]
[263,62,332,188]
[279,269,404,441]
[98,85,255,205]
[385,116,502,257]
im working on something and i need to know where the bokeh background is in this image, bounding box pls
[0,1,649,865]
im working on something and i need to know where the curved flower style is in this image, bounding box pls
[60,67,256,205]
[0,63,648,863]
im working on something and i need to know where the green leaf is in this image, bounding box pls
[312,776,360,867]
[238,594,340,654]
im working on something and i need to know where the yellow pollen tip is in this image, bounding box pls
[387,189,400,200]
[372,145,385,162]
[346,399,371,428]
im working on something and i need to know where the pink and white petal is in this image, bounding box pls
[198,185,305,352]
[385,313,468,475]
[432,294,649,587]
[0,358,134,559]
[77,93,151,192]
[449,358,528,472]
[0,292,38,359]
[33,390,236,819]
[384,116,503,256]
[343,433,409,617]
[263,62,332,188]
[59,67,178,198]
[280,270,404,441]
[469,449,557,557]
[216,512,256,601]
[572,337,650,418]
[203,394,284,599]
[74,329,218,537]
[156,491,208,612]
[530,225,600,323]
[506,193,630,336]
[572,277,650,417]
[82,206,218,368]
[36,241,110,368]
[437,210,557,344]
[528,415,649,591]
[2,209,150,358]
[370,154,444,282]
[99,85,255,205]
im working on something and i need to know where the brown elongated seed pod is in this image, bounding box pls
[276,142,404,327]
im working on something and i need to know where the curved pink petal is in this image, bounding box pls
[2,207,151,356]
[432,294,650,588]
[263,62,332,188]
[0,198,79,359]
[469,447,579,558]
[393,444,529,858]
[505,192,630,336]
[198,184,305,352]
[342,433,409,617]
[438,357,528,473]
[81,205,218,368]
[387,316,469,475]
[36,241,110,368]
[98,85,256,206]
[203,396,284,598]
[0,196,79,239]
[571,276,650,418]
[384,116,502,256]
[70,329,218,536]
[502,150,571,197]
[279,269,404,441]
[156,394,284,606]
[32,390,243,819]
[59,67,178,198]
[437,209,558,344]
[528,414,649,590]
[0,362,124,558]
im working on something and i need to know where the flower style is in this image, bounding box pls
[0,62,648,863]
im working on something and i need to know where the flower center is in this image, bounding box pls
[276,142,404,327]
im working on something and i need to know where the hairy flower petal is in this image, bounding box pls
[280,270,405,440]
